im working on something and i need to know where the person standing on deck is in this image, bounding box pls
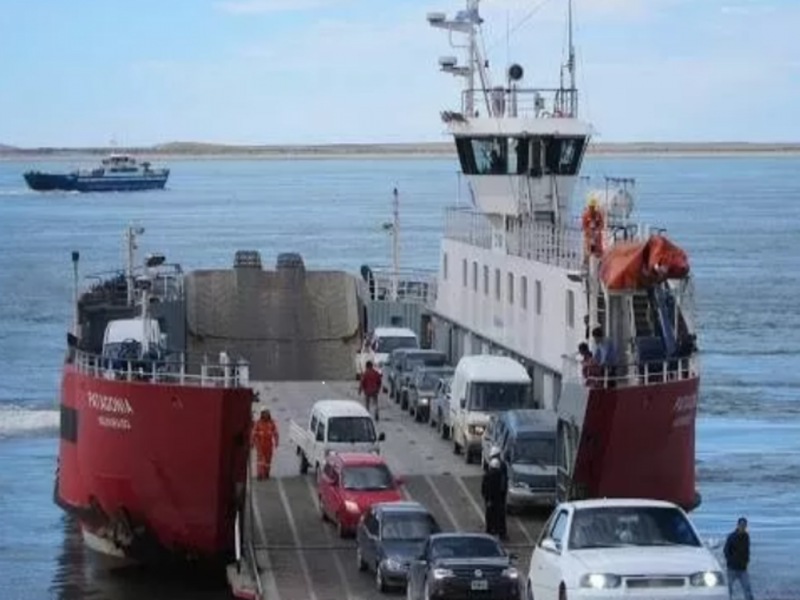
[359,360,383,421]
[581,195,605,263]
[591,327,618,385]
[724,517,755,600]
[251,409,279,480]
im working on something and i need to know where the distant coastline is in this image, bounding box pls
[2,140,800,161]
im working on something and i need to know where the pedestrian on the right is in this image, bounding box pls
[724,516,755,600]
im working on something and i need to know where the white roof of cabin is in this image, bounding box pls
[312,399,371,418]
[372,327,417,338]
[456,355,531,382]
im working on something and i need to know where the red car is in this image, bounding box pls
[318,452,404,537]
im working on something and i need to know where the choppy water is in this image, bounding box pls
[1,155,799,599]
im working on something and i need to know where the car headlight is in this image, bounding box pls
[501,567,519,579]
[432,568,454,579]
[580,573,621,589]
[344,500,359,513]
[690,571,724,587]
[419,397,430,405]
[470,425,484,435]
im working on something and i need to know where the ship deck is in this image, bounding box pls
[243,380,548,600]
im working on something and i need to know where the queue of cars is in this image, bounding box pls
[285,327,729,598]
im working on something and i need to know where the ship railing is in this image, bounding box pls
[81,265,184,305]
[458,87,578,120]
[72,349,250,388]
[561,353,699,389]
[360,265,438,305]
[444,207,584,270]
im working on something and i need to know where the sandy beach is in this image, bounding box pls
[2,141,800,161]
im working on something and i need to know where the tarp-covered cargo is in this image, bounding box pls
[599,235,690,291]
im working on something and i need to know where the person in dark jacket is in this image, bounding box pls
[724,517,754,600]
[481,457,508,539]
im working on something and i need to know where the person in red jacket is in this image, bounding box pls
[359,360,382,421]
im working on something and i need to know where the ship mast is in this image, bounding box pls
[568,0,577,117]
[125,224,145,307]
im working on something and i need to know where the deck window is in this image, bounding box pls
[535,280,542,315]
[566,290,575,328]
[472,261,478,291]
[483,265,489,296]
[521,276,528,309]
[494,268,501,301]
[443,253,448,280]
[507,273,514,305]
[462,258,468,287]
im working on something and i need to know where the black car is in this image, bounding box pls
[395,350,448,408]
[407,365,455,423]
[356,501,442,592]
[407,533,521,600]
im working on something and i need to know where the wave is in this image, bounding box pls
[0,404,59,439]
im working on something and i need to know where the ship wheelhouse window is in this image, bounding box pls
[442,253,448,280]
[472,261,478,291]
[494,268,501,300]
[566,290,575,328]
[507,273,514,305]
[521,276,528,309]
[483,265,489,296]
[462,258,468,287]
[456,135,586,177]
[535,280,542,315]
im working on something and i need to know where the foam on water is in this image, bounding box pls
[0,404,59,439]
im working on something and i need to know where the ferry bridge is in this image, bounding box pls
[231,381,549,600]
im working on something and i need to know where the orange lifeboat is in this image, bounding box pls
[599,234,690,290]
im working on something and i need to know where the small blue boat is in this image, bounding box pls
[23,154,170,192]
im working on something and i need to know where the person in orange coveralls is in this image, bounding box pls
[251,409,279,480]
[581,195,605,261]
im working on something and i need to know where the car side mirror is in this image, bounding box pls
[378,432,386,441]
[395,475,405,486]
[540,538,560,553]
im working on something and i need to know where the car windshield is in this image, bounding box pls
[569,506,702,550]
[430,536,504,559]
[327,417,376,443]
[418,370,453,390]
[382,513,439,541]
[405,353,447,372]
[511,436,556,465]
[342,464,395,490]
[375,336,417,353]
[468,382,528,411]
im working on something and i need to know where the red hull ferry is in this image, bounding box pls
[54,227,255,562]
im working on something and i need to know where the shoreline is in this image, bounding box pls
[2,142,800,161]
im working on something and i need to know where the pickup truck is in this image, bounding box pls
[289,399,386,474]
[354,326,418,379]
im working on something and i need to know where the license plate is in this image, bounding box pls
[471,579,489,591]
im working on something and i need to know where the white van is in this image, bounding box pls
[354,326,418,377]
[449,355,532,464]
[289,400,386,474]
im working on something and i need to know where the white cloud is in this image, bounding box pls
[214,0,331,14]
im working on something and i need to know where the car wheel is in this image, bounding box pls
[356,546,367,572]
[376,564,388,592]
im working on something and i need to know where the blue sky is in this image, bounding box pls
[0,0,797,146]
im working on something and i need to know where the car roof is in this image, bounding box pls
[374,501,430,515]
[568,498,681,510]
[414,365,454,374]
[456,355,530,382]
[312,399,371,418]
[332,452,388,466]
[372,327,417,338]
[429,532,499,543]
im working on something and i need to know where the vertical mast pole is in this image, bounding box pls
[391,188,400,301]
[126,226,135,307]
[568,0,577,116]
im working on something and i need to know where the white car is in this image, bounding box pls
[526,498,727,600]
